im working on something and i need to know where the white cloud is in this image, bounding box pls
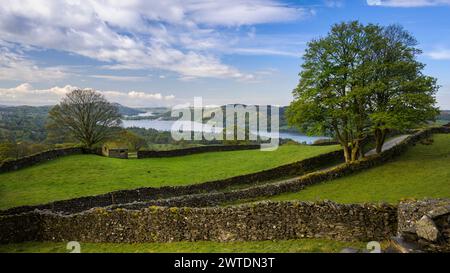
[182,0,309,26]
[0,83,76,105]
[0,0,309,80]
[367,0,450,7]
[0,47,68,82]
[427,48,450,60]
[0,83,175,106]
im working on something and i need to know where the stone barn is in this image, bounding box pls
[102,142,129,159]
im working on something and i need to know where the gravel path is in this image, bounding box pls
[365,135,410,156]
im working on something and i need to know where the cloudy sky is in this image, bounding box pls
[0,0,449,108]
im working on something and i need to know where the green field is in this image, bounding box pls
[264,134,450,204]
[0,144,338,209]
[0,239,370,253]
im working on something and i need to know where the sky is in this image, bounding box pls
[0,0,449,109]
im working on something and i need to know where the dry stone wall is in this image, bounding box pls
[398,199,450,252]
[0,147,85,173]
[0,147,104,174]
[0,149,344,216]
[0,127,448,248]
[0,201,397,244]
[2,126,448,216]
[137,145,261,158]
[105,127,450,209]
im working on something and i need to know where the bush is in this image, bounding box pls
[312,139,339,146]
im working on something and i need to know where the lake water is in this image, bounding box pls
[122,119,328,144]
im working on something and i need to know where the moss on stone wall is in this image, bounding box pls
[0,201,397,244]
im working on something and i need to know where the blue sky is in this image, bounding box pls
[0,0,449,109]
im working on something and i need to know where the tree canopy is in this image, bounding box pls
[47,89,122,148]
[287,21,439,162]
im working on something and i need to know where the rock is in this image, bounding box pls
[415,215,440,242]
[340,247,360,253]
[390,236,423,253]
[426,205,450,219]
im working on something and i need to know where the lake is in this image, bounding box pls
[122,118,328,144]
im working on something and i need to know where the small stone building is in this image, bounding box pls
[102,142,128,159]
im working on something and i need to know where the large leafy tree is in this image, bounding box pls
[47,89,122,148]
[366,25,439,153]
[287,21,438,162]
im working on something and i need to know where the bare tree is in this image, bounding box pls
[47,89,122,148]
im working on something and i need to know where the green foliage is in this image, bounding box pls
[126,127,176,145]
[115,130,147,151]
[0,105,50,143]
[287,21,439,161]
[0,142,55,162]
[0,104,144,144]
[0,144,339,209]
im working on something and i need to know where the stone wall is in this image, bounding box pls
[0,149,344,216]
[2,126,448,216]
[137,144,261,158]
[398,199,450,252]
[0,147,96,173]
[103,127,450,209]
[0,201,397,244]
[109,161,399,209]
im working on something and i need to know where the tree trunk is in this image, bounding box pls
[359,145,364,159]
[375,129,388,154]
[343,145,351,163]
[351,141,361,162]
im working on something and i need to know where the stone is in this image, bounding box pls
[340,247,360,253]
[415,215,440,242]
[426,205,450,219]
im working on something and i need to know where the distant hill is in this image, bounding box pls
[0,103,144,142]
[0,105,51,142]
[111,103,146,116]
[438,110,450,122]
[1,103,448,143]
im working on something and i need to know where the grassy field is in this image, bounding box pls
[0,144,338,209]
[263,134,450,204]
[0,239,370,253]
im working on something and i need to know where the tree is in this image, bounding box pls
[287,21,438,162]
[287,22,372,162]
[0,142,18,162]
[47,89,122,148]
[366,25,439,153]
[119,130,147,151]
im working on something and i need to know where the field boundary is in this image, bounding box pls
[0,147,101,174]
[0,145,262,173]
[0,201,398,244]
[0,149,343,215]
[137,144,261,158]
[71,127,450,210]
[1,126,447,216]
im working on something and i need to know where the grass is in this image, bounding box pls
[0,144,338,209]
[0,239,370,253]
[263,134,450,204]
